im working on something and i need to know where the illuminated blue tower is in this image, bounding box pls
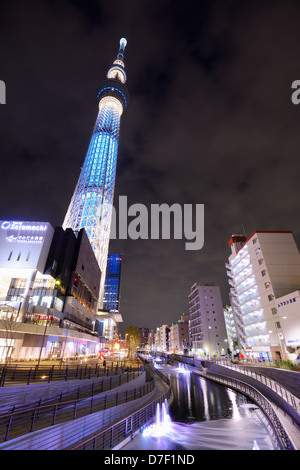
[63,38,129,305]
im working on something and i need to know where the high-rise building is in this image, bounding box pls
[188,283,228,357]
[159,324,170,352]
[103,253,123,315]
[170,314,189,354]
[63,38,129,305]
[226,231,300,360]
[139,327,150,349]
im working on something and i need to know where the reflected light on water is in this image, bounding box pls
[227,388,242,420]
[126,362,277,451]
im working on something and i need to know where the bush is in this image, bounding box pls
[273,360,295,370]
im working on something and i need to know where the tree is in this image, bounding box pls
[125,326,141,358]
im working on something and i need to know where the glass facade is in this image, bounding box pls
[103,254,122,314]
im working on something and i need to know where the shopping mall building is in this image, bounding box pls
[0,219,118,362]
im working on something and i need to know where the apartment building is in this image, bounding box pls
[226,231,300,360]
[169,314,189,354]
[188,283,228,357]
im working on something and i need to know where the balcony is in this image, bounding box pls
[245,322,268,337]
[238,288,259,305]
[237,275,256,295]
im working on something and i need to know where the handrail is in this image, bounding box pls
[0,362,141,386]
[216,359,300,415]
[0,376,154,443]
[200,369,294,450]
[70,362,172,450]
[0,369,142,414]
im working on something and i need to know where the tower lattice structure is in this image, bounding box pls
[63,38,129,306]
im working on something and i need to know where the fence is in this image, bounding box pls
[0,362,137,386]
[200,369,294,450]
[70,364,172,450]
[0,377,154,443]
[216,359,300,415]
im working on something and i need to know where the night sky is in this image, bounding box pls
[1,1,300,335]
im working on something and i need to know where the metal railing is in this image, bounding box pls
[0,369,143,414]
[0,362,135,386]
[216,359,300,415]
[0,377,154,443]
[70,366,172,450]
[200,369,294,450]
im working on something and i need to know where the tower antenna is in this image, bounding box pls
[117,38,127,62]
[241,224,247,238]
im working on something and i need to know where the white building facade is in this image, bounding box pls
[274,290,300,359]
[226,231,300,361]
[223,305,238,354]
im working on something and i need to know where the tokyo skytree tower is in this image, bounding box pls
[63,38,129,306]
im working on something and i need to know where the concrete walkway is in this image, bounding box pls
[269,402,300,450]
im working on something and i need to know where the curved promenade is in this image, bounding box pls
[0,360,171,450]
[1,355,299,450]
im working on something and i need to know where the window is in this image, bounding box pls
[261,270,267,276]
[264,281,270,288]
[275,321,281,329]
[252,237,257,244]
[271,308,277,315]
[255,247,261,254]
[26,252,31,262]
[8,252,13,261]
[17,252,21,261]
[268,294,274,301]
[52,260,58,270]
[258,258,264,265]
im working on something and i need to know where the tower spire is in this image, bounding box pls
[63,38,129,307]
[117,38,127,62]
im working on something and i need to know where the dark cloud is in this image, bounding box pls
[0,0,300,334]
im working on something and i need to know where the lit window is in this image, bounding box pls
[264,281,270,288]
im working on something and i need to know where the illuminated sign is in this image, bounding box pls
[1,221,48,244]
[6,235,44,243]
[1,221,47,232]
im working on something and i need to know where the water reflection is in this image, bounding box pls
[123,363,278,451]
[169,371,251,423]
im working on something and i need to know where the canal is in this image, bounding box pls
[123,362,279,450]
